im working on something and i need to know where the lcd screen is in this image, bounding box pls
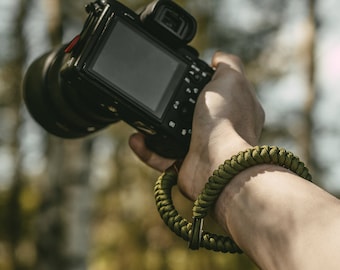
[89,19,187,119]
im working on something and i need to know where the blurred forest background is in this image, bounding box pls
[0,0,340,269]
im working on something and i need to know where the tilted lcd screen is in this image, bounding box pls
[89,18,187,119]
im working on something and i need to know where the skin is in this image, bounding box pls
[129,52,340,269]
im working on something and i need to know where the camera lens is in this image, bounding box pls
[23,46,120,138]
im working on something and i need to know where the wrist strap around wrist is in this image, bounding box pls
[155,145,312,253]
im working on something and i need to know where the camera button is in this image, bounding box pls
[181,129,188,136]
[189,98,196,104]
[191,64,200,72]
[190,72,203,84]
[169,121,176,128]
[173,101,180,110]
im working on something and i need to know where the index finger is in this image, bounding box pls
[129,133,175,172]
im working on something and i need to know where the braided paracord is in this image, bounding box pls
[154,145,312,253]
[154,169,242,253]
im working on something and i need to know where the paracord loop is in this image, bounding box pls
[154,145,312,253]
[154,169,242,253]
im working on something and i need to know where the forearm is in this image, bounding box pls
[214,162,340,270]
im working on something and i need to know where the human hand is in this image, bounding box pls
[129,52,264,200]
[133,53,340,269]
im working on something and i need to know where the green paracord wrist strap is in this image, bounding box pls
[154,145,312,253]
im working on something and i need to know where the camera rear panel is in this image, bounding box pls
[61,0,213,158]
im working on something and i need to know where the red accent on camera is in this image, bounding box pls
[64,35,81,53]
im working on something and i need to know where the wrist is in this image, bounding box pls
[178,125,255,200]
[211,138,252,171]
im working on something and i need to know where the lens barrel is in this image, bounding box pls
[23,46,119,138]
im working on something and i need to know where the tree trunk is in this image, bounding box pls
[3,0,30,269]
[34,1,93,269]
[301,0,317,172]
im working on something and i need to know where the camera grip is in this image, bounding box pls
[144,134,188,159]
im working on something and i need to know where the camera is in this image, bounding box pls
[23,0,213,158]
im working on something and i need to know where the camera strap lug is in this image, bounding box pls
[86,0,107,14]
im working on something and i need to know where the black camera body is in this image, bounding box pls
[23,0,213,158]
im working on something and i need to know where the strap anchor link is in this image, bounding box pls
[189,217,203,250]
